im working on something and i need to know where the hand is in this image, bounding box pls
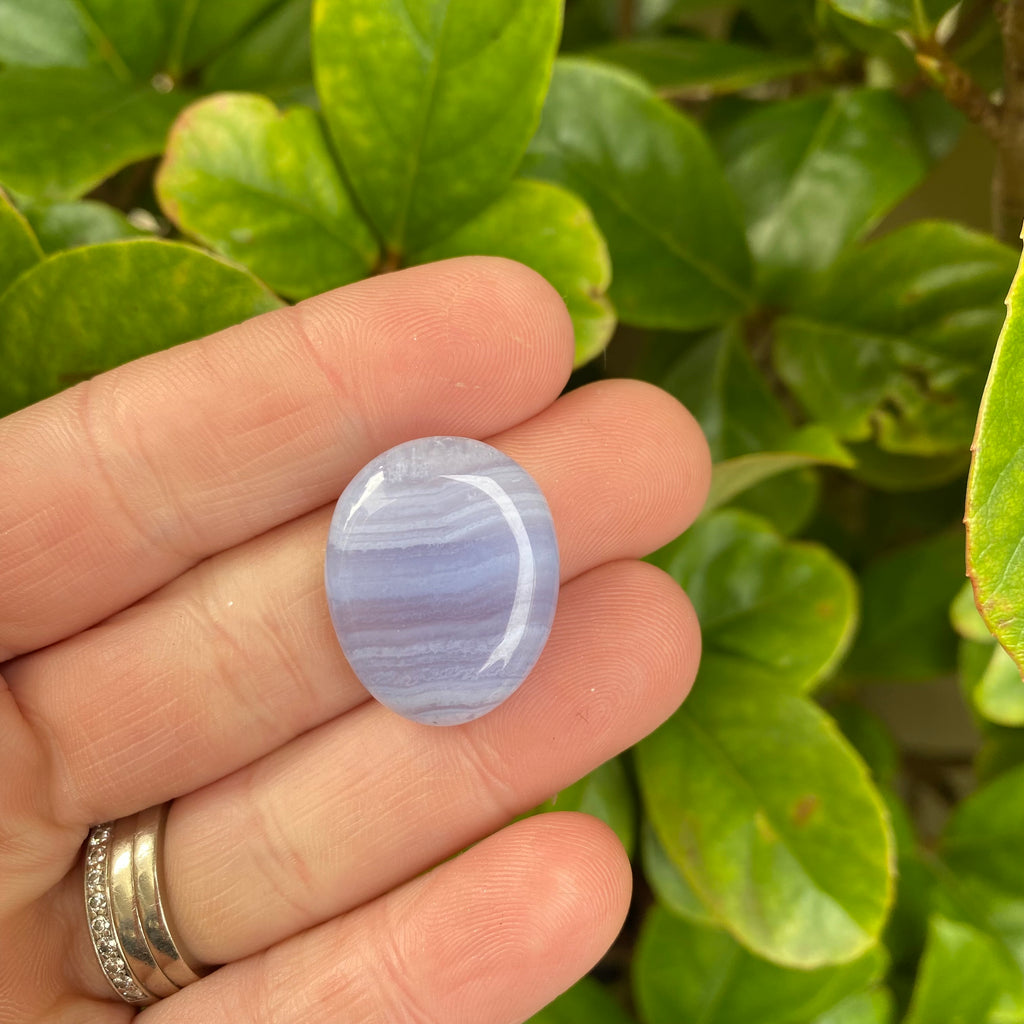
[0,258,708,1023]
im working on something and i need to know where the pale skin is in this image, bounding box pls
[0,257,709,1023]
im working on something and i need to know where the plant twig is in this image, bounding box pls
[618,0,634,38]
[914,38,1003,142]
[995,0,1024,243]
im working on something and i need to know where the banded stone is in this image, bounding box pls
[325,437,559,725]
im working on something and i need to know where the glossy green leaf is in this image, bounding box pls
[67,0,176,79]
[715,89,927,303]
[904,914,1024,1024]
[660,328,792,459]
[314,0,561,255]
[413,178,614,366]
[0,0,94,69]
[523,59,753,330]
[633,905,886,1023]
[535,756,637,857]
[776,222,1017,456]
[19,199,147,253]
[0,67,189,200]
[652,511,858,693]
[973,645,1024,728]
[202,0,313,102]
[527,976,634,1024]
[658,326,819,535]
[0,239,282,415]
[637,656,893,967]
[844,530,965,681]
[814,988,893,1024]
[968,241,1024,673]
[157,93,378,299]
[176,0,285,75]
[588,38,813,95]
[705,426,853,515]
[0,189,43,296]
[641,821,715,926]
[827,0,959,32]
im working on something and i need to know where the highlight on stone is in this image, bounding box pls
[325,436,560,725]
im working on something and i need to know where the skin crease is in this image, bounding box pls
[0,257,709,1024]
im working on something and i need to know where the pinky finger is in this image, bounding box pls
[137,813,632,1024]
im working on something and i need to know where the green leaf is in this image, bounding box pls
[201,0,313,102]
[977,726,1024,785]
[658,326,820,534]
[660,327,792,460]
[633,904,887,1023]
[0,189,43,296]
[314,0,561,255]
[827,0,959,32]
[968,242,1024,674]
[0,239,282,415]
[535,756,637,857]
[523,58,753,331]
[705,426,853,515]
[588,38,813,95]
[157,93,378,299]
[412,178,614,367]
[651,511,858,694]
[527,976,634,1024]
[813,988,894,1024]
[776,221,1017,456]
[715,89,927,303]
[0,0,94,69]
[641,821,716,925]
[67,0,177,79]
[845,441,970,493]
[636,659,893,967]
[973,645,1024,728]
[843,530,965,682]
[951,580,993,643]
[19,199,147,253]
[943,763,1024,907]
[831,704,899,787]
[904,914,1024,1024]
[0,67,189,200]
[176,0,285,75]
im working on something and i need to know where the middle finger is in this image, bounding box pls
[9,380,709,827]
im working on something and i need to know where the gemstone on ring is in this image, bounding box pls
[325,437,560,726]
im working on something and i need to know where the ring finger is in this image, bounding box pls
[68,556,699,982]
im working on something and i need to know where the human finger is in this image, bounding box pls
[9,381,710,826]
[135,813,631,1024]
[0,257,573,660]
[159,559,697,964]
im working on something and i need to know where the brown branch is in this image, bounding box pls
[618,0,634,38]
[914,39,1003,143]
[995,0,1024,243]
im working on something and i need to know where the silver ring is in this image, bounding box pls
[84,804,211,1004]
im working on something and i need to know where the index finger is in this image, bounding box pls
[0,257,573,659]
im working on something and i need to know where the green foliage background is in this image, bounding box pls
[4,0,1024,1020]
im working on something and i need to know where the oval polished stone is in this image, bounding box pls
[325,437,560,725]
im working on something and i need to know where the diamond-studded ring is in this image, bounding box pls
[83,805,211,1005]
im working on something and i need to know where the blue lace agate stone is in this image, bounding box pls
[325,437,559,725]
